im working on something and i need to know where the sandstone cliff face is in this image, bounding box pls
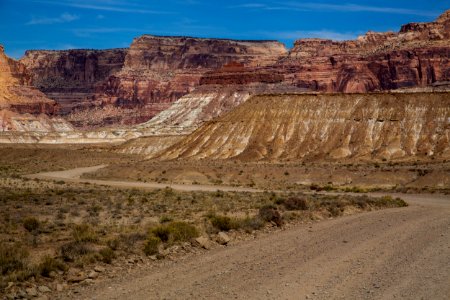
[10,9,450,133]
[92,36,288,126]
[156,92,450,161]
[0,45,56,113]
[279,10,450,93]
[20,37,287,127]
[199,10,450,93]
[21,49,127,114]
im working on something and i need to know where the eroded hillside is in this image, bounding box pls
[157,92,450,161]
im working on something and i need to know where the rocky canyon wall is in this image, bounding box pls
[21,48,127,114]
[200,10,450,93]
[8,9,450,134]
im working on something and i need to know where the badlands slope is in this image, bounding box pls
[156,92,450,161]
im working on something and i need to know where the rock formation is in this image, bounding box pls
[0,44,57,116]
[21,48,127,114]
[200,9,450,93]
[90,36,287,126]
[0,44,69,133]
[155,92,450,161]
[20,37,287,127]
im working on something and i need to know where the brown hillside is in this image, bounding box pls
[157,92,450,161]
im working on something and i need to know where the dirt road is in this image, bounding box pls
[29,167,450,299]
[25,165,261,193]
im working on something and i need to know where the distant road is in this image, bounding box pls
[25,165,261,193]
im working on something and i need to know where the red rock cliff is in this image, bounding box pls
[282,10,450,92]
[200,10,450,93]
[20,49,127,114]
[87,36,287,126]
[0,45,56,115]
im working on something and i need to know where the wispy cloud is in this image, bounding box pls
[26,13,79,25]
[72,27,144,37]
[34,0,174,14]
[258,29,360,41]
[232,2,439,17]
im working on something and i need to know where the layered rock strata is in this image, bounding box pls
[0,45,57,115]
[21,49,127,114]
[155,92,450,161]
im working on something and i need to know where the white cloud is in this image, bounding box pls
[26,13,79,25]
[33,0,173,14]
[233,2,439,17]
[258,29,360,41]
[273,29,359,41]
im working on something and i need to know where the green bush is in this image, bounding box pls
[209,215,237,231]
[166,222,199,243]
[151,226,171,242]
[144,236,161,256]
[150,221,199,244]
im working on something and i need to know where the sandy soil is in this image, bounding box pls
[27,167,450,300]
[63,192,450,300]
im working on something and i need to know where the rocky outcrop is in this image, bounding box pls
[4,9,449,140]
[90,36,287,126]
[20,37,287,127]
[0,45,57,115]
[199,10,450,93]
[155,92,450,161]
[279,10,450,92]
[21,49,127,114]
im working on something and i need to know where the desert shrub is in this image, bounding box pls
[327,205,343,217]
[106,238,120,251]
[342,186,368,193]
[377,195,408,207]
[150,221,198,244]
[23,217,40,233]
[283,197,309,210]
[38,256,67,277]
[310,184,320,191]
[160,215,173,223]
[238,217,265,232]
[151,226,171,242]
[319,197,347,217]
[60,241,93,262]
[166,222,199,243]
[259,205,283,226]
[72,224,98,243]
[119,233,146,248]
[0,243,29,276]
[144,236,161,256]
[209,215,236,231]
[99,248,116,264]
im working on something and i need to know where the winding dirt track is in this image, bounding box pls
[28,167,450,300]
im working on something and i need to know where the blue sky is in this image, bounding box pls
[1,0,449,58]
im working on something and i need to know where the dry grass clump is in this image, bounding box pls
[144,221,199,256]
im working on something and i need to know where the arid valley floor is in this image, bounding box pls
[0,144,449,299]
